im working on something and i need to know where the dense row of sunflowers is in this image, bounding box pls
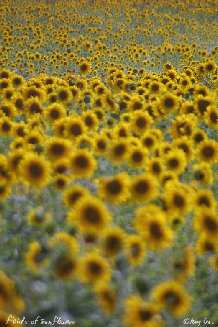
[0,0,218,326]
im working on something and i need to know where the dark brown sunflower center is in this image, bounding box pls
[164,97,174,108]
[106,180,122,194]
[70,123,82,136]
[136,117,147,128]
[173,194,185,208]
[139,309,153,321]
[134,180,149,194]
[105,235,122,252]
[50,143,65,156]
[29,162,44,178]
[149,222,163,239]
[88,261,103,275]
[83,206,101,224]
[132,151,143,163]
[74,155,89,168]
[201,146,215,158]
[164,290,181,306]
[113,144,126,156]
[168,158,179,169]
[198,196,210,207]
[203,216,218,232]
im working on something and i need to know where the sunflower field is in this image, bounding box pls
[0,0,218,326]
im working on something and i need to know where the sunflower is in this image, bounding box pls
[12,122,27,138]
[0,181,11,200]
[159,92,179,114]
[25,130,43,146]
[79,59,91,74]
[197,139,218,164]
[66,117,86,140]
[11,74,24,88]
[76,134,94,150]
[0,271,15,309]
[53,158,70,175]
[0,102,15,118]
[125,235,146,266]
[193,189,216,210]
[141,131,157,152]
[95,283,117,314]
[172,246,195,283]
[25,241,49,273]
[27,207,52,227]
[193,209,218,239]
[151,280,192,317]
[173,136,193,160]
[128,146,148,168]
[53,174,69,190]
[46,137,72,161]
[94,135,109,155]
[0,153,9,179]
[180,101,196,115]
[164,149,187,175]
[57,86,72,104]
[8,149,25,175]
[69,195,111,233]
[192,128,207,145]
[113,122,130,138]
[171,114,196,138]
[195,235,218,255]
[149,81,163,95]
[53,253,78,280]
[19,152,50,188]
[123,295,164,327]
[22,85,45,101]
[160,171,178,188]
[70,149,96,178]
[98,172,130,204]
[53,117,67,137]
[49,231,78,255]
[45,103,66,122]
[63,184,89,209]
[147,158,163,178]
[0,116,13,136]
[0,271,26,314]
[192,163,213,185]
[108,139,129,164]
[205,106,218,128]
[26,98,43,116]
[163,181,191,217]
[82,111,98,130]
[100,226,126,258]
[194,95,213,116]
[130,174,158,202]
[82,231,99,246]
[131,110,153,135]
[78,251,111,286]
[134,206,173,250]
